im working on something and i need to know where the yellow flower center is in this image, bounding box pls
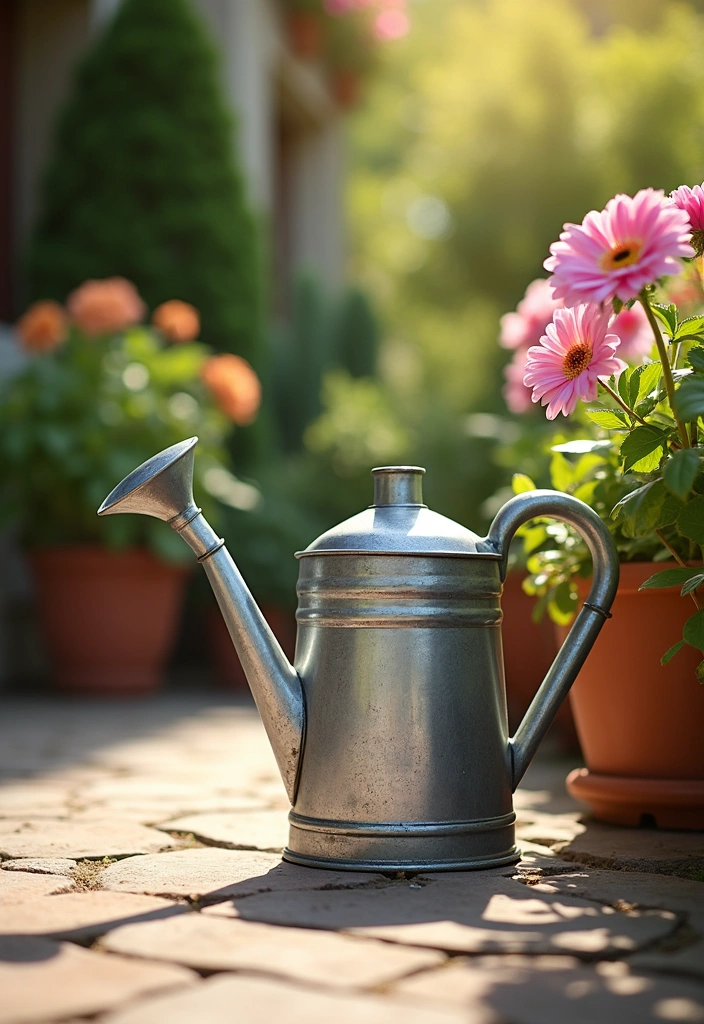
[563,343,592,380]
[599,240,643,272]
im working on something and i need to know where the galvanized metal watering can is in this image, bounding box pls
[98,437,618,871]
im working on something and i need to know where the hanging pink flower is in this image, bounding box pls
[503,348,533,414]
[609,304,653,363]
[524,304,626,420]
[670,182,704,256]
[544,189,694,306]
[324,0,354,15]
[374,10,410,39]
[670,183,704,232]
[499,279,562,350]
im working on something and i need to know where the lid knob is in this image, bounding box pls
[372,466,425,507]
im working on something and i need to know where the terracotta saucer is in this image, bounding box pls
[567,768,704,830]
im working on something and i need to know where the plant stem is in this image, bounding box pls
[639,291,690,448]
[655,528,701,609]
[598,379,648,426]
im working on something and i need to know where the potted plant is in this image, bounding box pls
[501,184,704,829]
[284,0,326,60]
[2,278,261,694]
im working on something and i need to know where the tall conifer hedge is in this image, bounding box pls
[27,0,262,362]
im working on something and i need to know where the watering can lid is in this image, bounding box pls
[297,466,495,558]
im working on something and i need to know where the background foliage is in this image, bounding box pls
[341,0,704,528]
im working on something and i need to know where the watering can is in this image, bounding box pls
[98,437,618,871]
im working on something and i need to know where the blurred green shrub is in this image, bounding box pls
[270,277,381,454]
[331,287,380,379]
[26,0,262,363]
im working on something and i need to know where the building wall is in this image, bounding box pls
[13,0,92,299]
[9,0,346,316]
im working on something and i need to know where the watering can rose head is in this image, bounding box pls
[498,183,704,681]
[1,278,260,559]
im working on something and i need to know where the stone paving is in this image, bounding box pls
[0,694,702,1024]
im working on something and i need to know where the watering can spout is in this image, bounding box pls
[98,438,305,802]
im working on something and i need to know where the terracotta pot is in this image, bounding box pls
[208,602,297,691]
[287,12,324,59]
[501,572,577,747]
[31,547,188,695]
[330,71,362,109]
[562,562,704,829]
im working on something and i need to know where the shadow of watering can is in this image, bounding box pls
[99,437,618,872]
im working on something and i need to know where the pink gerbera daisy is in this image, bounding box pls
[502,348,533,414]
[670,182,704,256]
[524,304,626,420]
[499,279,562,350]
[609,304,653,362]
[545,189,694,306]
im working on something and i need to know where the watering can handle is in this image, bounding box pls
[484,489,619,791]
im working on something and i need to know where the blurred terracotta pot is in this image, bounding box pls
[562,562,704,829]
[208,602,296,691]
[287,13,323,59]
[31,547,188,695]
[501,572,575,748]
[330,71,362,109]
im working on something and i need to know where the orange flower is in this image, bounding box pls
[16,301,68,353]
[67,277,145,336]
[202,354,261,425]
[152,300,200,343]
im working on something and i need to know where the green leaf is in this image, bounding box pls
[663,448,701,499]
[687,347,704,374]
[677,494,704,544]
[633,362,661,405]
[512,473,536,494]
[519,524,548,554]
[654,490,686,528]
[551,439,612,454]
[661,640,685,665]
[639,567,704,590]
[697,660,704,684]
[618,366,633,405]
[683,609,704,652]
[673,376,704,421]
[548,580,578,626]
[681,574,704,596]
[620,425,668,473]
[651,302,678,338]
[611,480,667,536]
[550,452,574,493]
[586,408,628,430]
[675,315,704,342]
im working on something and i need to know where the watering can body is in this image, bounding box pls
[99,438,618,871]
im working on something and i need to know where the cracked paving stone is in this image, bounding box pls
[210,870,678,957]
[0,818,179,860]
[101,847,378,901]
[3,891,189,942]
[100,972,474,1024]
[2,858,77,876]
[555,820,704,878]
[392,954,704,1024]
[0,935,196,1024]
[0,871,67,903]
[101,912,445,987]
[157,809,289,852]
[0,784,74,818]
[528,868,704,980]
[515,811,586,847]
[74,781,267,821]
